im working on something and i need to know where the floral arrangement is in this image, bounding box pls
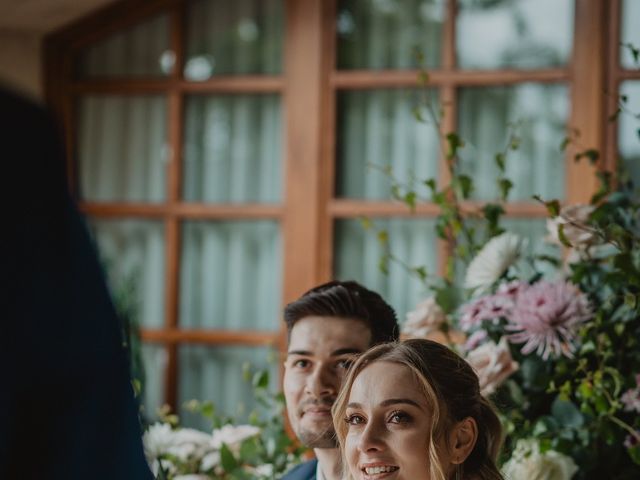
[142,369,305,480]
[380,52,640,479]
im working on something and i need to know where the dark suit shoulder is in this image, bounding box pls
[281,458,317,480]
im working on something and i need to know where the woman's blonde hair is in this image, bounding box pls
[332,339,504,480]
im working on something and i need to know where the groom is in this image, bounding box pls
[282,281,399,480]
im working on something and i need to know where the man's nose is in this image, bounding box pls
[304,363,337,397]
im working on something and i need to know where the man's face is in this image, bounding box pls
[283,316,372,448]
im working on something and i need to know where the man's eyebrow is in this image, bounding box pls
[287,350,312,356]
[347,398,424,410]
[330,348,362,356]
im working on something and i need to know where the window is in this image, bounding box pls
[44,0,612,425]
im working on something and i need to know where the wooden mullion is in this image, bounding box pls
[163,216,180,410]
[79,203,283,218]
[318,0,338,284]
[328,200,548,217]
[141,329,279,345]
[567,0,606,204]
[442,0,457,71]
[618,69,640,80]
[606,0,621,174]
[331,68,569,89]
[70,76,284,94]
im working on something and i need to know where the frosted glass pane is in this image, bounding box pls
[140,343,168,422]
[179,221,281,331]
[337,0,444,70]
[185,0,283,79]
[178,345,278,430]
[621,0,640,69]
[77,14,171,78]
[182,94,281,203]
[618,81,640,188]
[334,218,438,323]
[77,95,168,203]
[337,89,440,199]
[457,0,574,70]
[88,219,165,329]
[457,84,568,201]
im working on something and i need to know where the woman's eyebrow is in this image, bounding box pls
[347,398,424,410]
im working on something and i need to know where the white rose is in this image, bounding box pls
[546,204,596,248]
[502,439,578,480]
[466,337,518,396]
[465,233,526,292]
[201,451,221,472]
[143,423,175,459]
[167,428,214,462]
[403,297,446,337]
[211,424,261,450]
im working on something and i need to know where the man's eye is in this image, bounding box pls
[293,359,310,368]
[336,358,354,370]
[345,414,365,426]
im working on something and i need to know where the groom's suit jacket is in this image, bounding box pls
[282,459,318,480]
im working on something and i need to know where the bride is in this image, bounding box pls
[332,339,504,480]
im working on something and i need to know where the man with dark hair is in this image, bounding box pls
[281,280,399,480]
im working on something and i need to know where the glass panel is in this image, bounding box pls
[618,81,640,188]
[88,219,165,329]
[77,95,168,203]
[334,218,438,323]
[337,0,444,70]
[180,221,281,330]
[140,343,168,422]
[457,83,568,201]
[182,94,281,203]
[621,0,640,69]
[178,345,278,430]
[77,14,171,78]
[457,0,574,70]
[185,0,283,79]
[337,89,440,199]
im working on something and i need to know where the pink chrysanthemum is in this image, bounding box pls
[459,293,515,332]
[506,280,592,360]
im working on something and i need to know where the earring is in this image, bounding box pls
[455,465,462,480]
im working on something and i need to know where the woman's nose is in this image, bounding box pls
[358,420,386,453]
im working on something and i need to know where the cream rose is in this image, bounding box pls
[465,337,519,396]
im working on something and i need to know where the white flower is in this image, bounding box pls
[143,423,176,460]
[201,451,221,472]
[465,337,519,396]
[546,204,596,248]
[173,476,212,480]
[465,232,526,292]
[502,439,578,480]
[211,424,261,450]
[247,463,274,478]
[168,428,214,462]
[403,297,446,337]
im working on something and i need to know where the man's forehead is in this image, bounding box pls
[287,315,372,354]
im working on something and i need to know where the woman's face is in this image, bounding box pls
[344,361,437,480]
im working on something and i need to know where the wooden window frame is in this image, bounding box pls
[44,0,608,411]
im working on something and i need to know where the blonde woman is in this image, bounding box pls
[332,339,504,480]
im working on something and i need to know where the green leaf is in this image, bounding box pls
[557,224,572,247]
[414,266,428,280]
[377,230,389,245]
[509,136,521,150]
[404,191,417,211]
[574,148,600,165]
[551,396,584,428]
[220,443,240,472]
[445,132,464,159]
[455,174,473,199]
[434,285,461,314]
[498,178,513,201]
[378,255,389,275]
[559,136,571,151]
[412,106,426,123]
[629,445,640,466]
[252,370,269,389]
[424,178,437,193]
[360,217,373,230]
[495,152,506,171]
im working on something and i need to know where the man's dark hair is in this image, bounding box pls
[283,280,399,346]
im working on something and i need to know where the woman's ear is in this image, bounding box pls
[449,417,478,466]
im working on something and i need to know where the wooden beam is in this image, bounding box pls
[568,0,606,203]
[141,329,279,345]
[79,203,283,219]
[328,200,549,217]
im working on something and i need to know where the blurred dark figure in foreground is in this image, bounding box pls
[0,86,153,479]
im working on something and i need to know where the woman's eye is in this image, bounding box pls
[388,410,411,424]
[345,414,365,426]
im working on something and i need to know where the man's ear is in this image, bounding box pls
[448,417,478,466]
